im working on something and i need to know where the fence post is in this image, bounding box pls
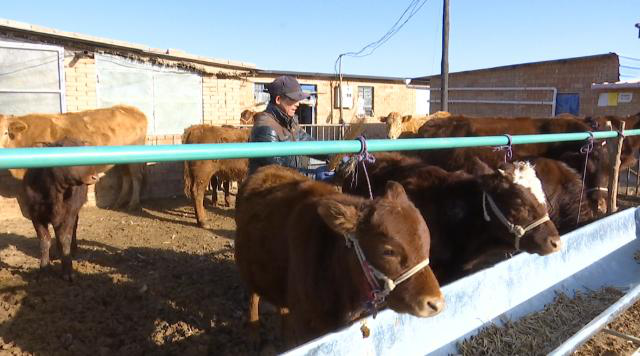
[607,121,625,213]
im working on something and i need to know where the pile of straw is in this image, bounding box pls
[457,287,624,355]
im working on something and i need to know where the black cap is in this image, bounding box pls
[267,76,310,101]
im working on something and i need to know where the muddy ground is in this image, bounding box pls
[1,193,640,355]
[0,194,283,356]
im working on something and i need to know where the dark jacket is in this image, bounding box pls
[249,103,315,174]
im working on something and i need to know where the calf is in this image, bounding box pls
[380,111,450,139]
[21,138,99,281]
[340,152,561,285]
[182,124,249,228]
[234,165,443,347]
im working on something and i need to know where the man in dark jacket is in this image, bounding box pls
[249,76,328,177]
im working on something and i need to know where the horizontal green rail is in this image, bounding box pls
[1,129,640,169]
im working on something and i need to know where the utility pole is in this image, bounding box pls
[440,0,449,112]
[338,55,344,124]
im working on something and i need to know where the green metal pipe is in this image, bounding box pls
[1,130,639,169]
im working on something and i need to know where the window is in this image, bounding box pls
[297,84,317,125]
[254,82,271,105]
[358,86,374,116]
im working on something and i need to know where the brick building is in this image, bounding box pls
[0,19,425,216]
[416,53,621,117]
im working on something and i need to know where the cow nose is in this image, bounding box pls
[419,295,445,316]
[546,235,563,253]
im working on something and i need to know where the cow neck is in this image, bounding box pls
[341,231,430,316]
[440,179,515,256]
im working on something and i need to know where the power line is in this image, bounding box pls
[334,0,429,75]
[620,64,640,70]
[619,55,640,61]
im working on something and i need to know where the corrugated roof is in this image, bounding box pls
[592,78,640,90]
[0,18,256,70]
[255,69,408,83]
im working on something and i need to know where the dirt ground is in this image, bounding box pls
[1,192,640,355]
[0,194,283,356]
[575,300,640,356]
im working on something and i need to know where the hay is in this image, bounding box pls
[457,287,624,356]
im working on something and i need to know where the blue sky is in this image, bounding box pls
[3,1,639,78]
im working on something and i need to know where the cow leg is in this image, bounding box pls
[248,292,261,349]
[34,222,52,269]
[126,164,144,211]
[190,161,215,229]
[113,165,131,209]
[223,180,231,207]
[208,176,219,208]
[71,214,79,258]
[54,220,76,282]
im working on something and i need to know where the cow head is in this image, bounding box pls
[317,181,444,317]
[560,143,610,216]
[43,138,101,186]
[240,109,256,125]
[380,112,405,139]
[0,118,28,148]
[471,158,562,255]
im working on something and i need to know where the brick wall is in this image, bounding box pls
[427,54,620,117]
[591,88,640,117]
[64,54,97,112]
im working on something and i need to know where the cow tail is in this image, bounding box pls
[182,127,194,199]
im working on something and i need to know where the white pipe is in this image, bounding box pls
[0,89,64,94]
[428,87,557,91]
[548,283,640,356]
[426,86,558,116]
[429,99,554,105]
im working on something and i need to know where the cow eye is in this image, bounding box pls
[382,248,396,257]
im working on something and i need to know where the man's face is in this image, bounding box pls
[275,95,300,118]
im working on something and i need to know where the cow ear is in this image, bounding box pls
[317,199,359,235]
[379,116,388,123]
[470,157,494,176]
[8,121,27,136]
[384,180,409,202]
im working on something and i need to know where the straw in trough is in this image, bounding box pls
[457,287,624,355]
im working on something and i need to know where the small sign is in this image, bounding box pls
[618,92,633,103]
[597,92,618,107]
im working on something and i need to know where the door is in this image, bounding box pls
[96,54,203,135]
[555,93,580,116]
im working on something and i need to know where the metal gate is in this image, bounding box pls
[96,54,203,136]
[0,40,65,115]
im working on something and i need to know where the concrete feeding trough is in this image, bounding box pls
[285,207,640,355]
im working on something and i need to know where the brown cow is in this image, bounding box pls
[240,109,257,125]
[182,124,249,228]
[380,111,451,139]
[416,115,611,216]
[0,105,147,210]
[585,113,640,170]
[21,138,100,281]
[340,152,561,285]
[235,165,444,347]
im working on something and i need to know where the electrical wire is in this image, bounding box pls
[334,0,430,76]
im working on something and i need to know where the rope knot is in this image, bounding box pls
[353,136,375,200]
[493,134,513,163]
[580,132,595,155]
